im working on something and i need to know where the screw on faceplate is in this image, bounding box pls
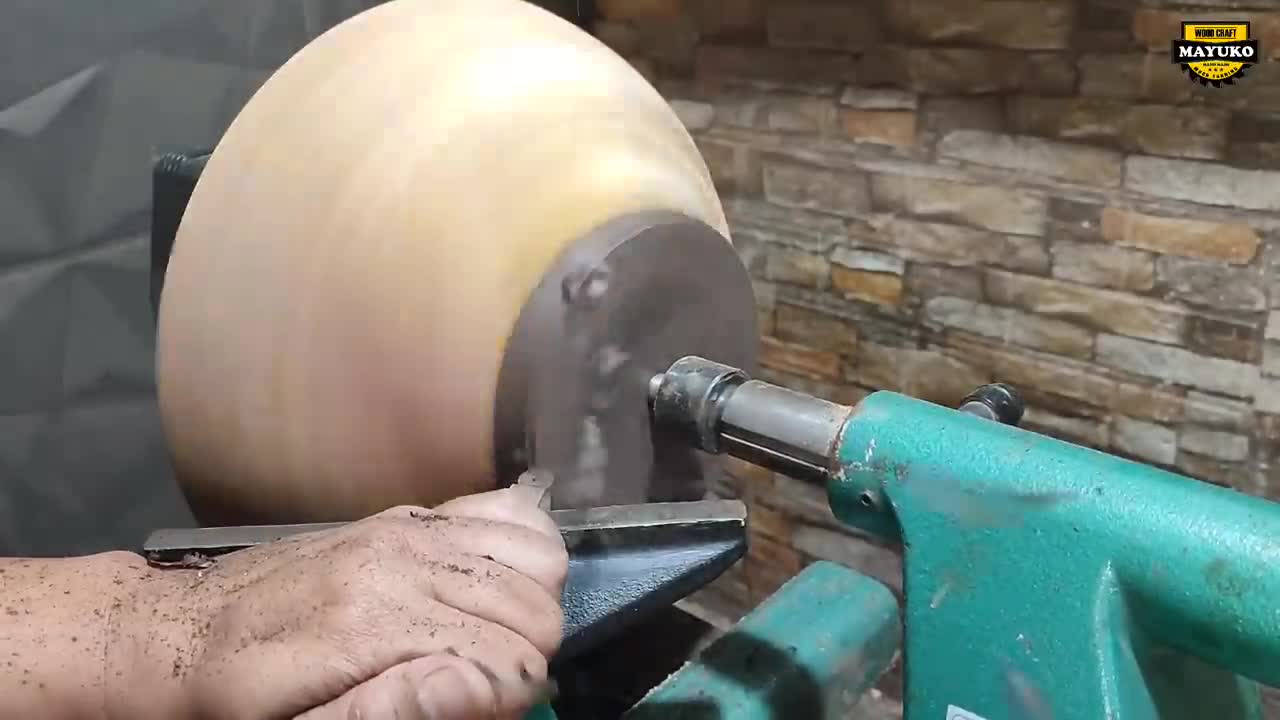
[560,266,611,307]
[958,383,1025,427]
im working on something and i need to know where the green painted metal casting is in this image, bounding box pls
[559,383,1280,719]
[627,561,901,719]
[524,703,559,720]
[831,391,1279,720]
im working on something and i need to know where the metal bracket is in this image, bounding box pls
[150,150,210,318]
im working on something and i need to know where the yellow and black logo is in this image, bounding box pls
[1171,22,1258,86]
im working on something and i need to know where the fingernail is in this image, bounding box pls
[414,666,477,720]
[516,469,554,488]
[509,482,552,511]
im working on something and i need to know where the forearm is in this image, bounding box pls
[0,552,150,720]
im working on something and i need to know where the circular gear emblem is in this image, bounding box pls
[1170,22,1259,87]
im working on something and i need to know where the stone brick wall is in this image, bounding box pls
[594,0,1280,714]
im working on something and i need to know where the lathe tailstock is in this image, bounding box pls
[637,356,1280,720]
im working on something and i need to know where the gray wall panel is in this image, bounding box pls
[0,0,387,556]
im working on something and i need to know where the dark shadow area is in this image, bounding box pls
[149,150,209,323]
[555,508,747,660]
[621,627,827,720]
[554,604,828,720]
[1138,642,1261,720]
[554,605,718,719]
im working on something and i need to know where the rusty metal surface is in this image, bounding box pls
[495,213,758,509]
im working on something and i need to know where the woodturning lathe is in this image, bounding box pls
[154,0,758,525]
[149,4,1280,719]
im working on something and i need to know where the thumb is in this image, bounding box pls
[293,654,503,720]
[434,483,559,540]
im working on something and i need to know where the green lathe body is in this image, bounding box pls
[633,388,1280,719]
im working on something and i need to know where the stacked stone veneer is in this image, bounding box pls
[592,0,1280,714]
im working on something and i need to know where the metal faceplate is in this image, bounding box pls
[493,211,758,509]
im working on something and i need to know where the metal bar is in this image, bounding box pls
[648,357,849,484]
[143,499,747,563]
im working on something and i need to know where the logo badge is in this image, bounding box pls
[1171,22,1258,86]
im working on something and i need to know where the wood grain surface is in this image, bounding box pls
[156,0,728,524]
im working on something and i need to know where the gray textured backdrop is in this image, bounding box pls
[0,0,392,556]
[0,0,587,557]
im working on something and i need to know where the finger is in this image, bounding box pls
[371,509,568,594]
[434,486,560,539]
[411,553,563,657]
[339,592,551,716]
[201,595,548,718]
[293,654,499,720]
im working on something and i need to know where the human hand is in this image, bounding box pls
[107,485,567,720]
